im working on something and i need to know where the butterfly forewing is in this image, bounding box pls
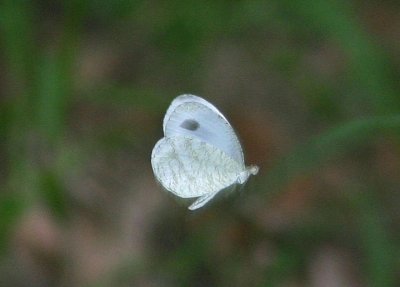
[163,95,244,164]
[163,94,229,131]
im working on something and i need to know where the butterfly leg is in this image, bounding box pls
[188,191,219,210]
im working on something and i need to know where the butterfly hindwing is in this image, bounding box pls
[151,136,242,199]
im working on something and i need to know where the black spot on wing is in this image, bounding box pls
[180,119,200,131]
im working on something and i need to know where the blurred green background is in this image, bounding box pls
[1,1,399,286]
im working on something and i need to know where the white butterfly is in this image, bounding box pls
[151,94,259,210]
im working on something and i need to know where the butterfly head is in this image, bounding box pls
[248,165,259,175]
[237,165,259,184]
